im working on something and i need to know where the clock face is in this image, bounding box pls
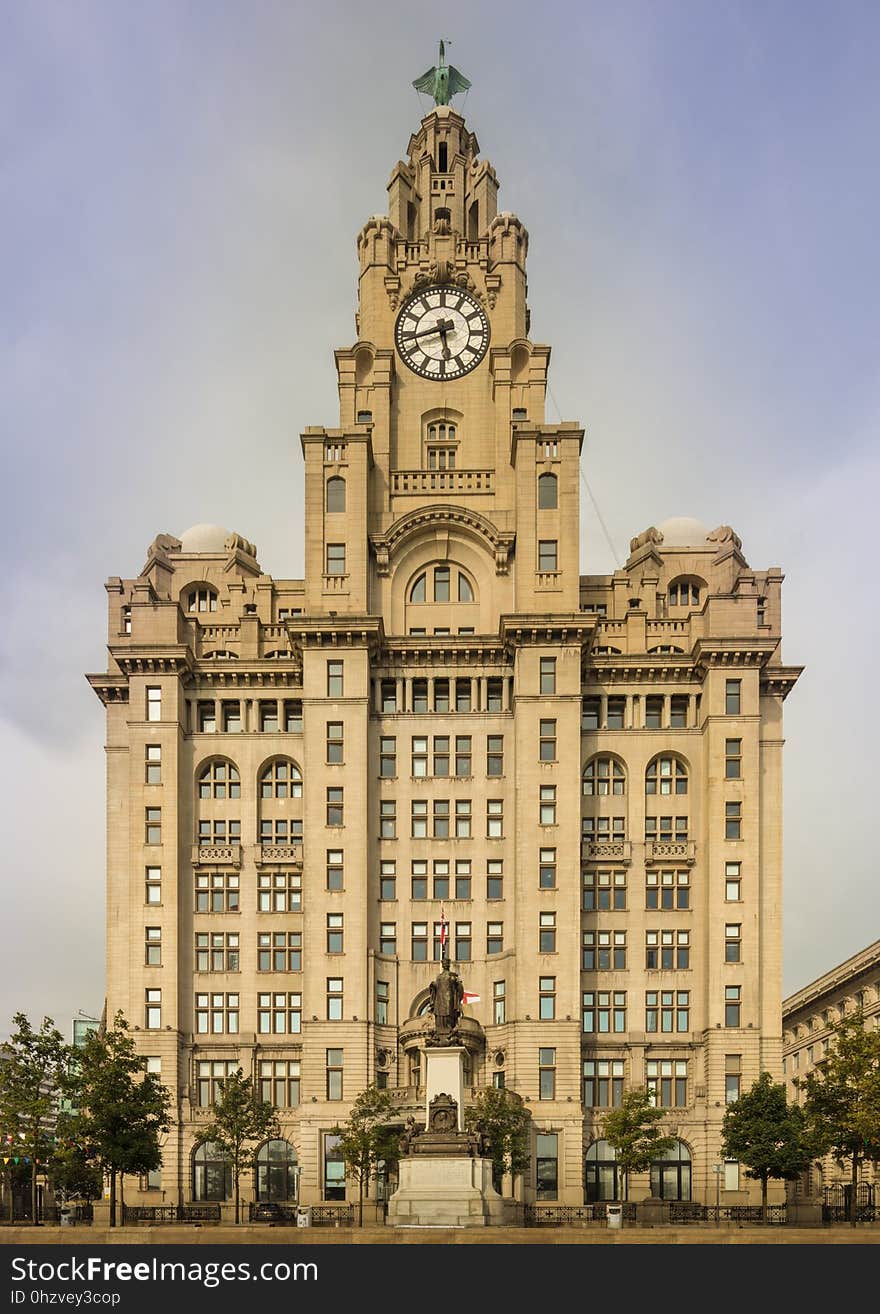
[395,286,490,380]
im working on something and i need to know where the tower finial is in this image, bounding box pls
[412,39,471,106]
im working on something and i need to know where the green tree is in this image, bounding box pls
[0,1014,70,1224]
[721,1071,819,1219]
[47,1113,103,1205]
[202,1069,279,1224]
[464,1087,531,1192]
[73,1012,171,1227]
[800,1010,880,1224]
[332,1086,401,1225]
[602,1088,676,1203]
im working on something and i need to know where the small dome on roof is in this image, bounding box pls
[179,524,230,553]
[656,516,711,547]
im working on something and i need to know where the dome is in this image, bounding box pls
[656,516,710,547]
[179,523,230,553]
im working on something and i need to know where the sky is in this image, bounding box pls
[1,0,878,1035]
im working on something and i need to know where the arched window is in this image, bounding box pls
[538,472,558,510]
[645,756,688,797]
[668,577,701,607]
[583,757,626,796]
[650,1141,691,1201]
[193,1141,232,1202]
[408,565,476,607]
[648,646,684,655]
[326,477,346,513]
[458,573,474,603]
[260,760,303,799]
[584,1140,620,1203]
[255,1140,299,1203]
[186,587,218,614]
[198,761,241,801]
[409,573,427,603]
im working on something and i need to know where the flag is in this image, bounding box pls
[463,992,480,1004]
[439,908,448,952]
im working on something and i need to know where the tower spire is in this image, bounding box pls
[412,39,471,106]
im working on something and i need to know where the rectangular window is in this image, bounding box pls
[454,799,472,838]
[146,686,161,722]
[259,1060,301,1109]
[582,991,627,1034]
[122,605,132,635]
[433,736,450,776]
[725,738,742,779]
[644,815,688,843]
[283,700,302,733]
[539,657,556,694]
[725,923,742,963]
[538,1048,556,1100]
[145,866,161,905]
[379,859,395,901]
[724,1161,740,1191]
[380,799,397,839]
[326,722,344,764]
[196,992,240,1034]
[323,1133,345,1199]
[493,980,506,1024]
[201,818,243,847]
[645,695,663,729]
[583,1059,625,1108]
[540,848,557,890]
[326,543,346,574]
[581,695,600,730]
[257,931,301,973]
[326,849,344,891]
[487,859,503,901]
[455,735,472,776]
[411,922,428,961]
[645,869,689,910]
[197,1060,238,1107]
[145,745,161,784]
[582,930,626,970]
[539,719,557,761]
[645,929,690,970]
[455,922,471,962]
[539,912,557,954]
[455,859,472,900]
[326,1049,344,1101]
[411,860,428,900]
[583,869,627,910]
[145,807,161,845]
[670,695,688,728]
[725,861,742,901]
[326,978,343,1020]
[539,976,556,1019]
[486,735,504,777]
[538,540,558,572]
[433,799,450,838]
[486,679,504,712]
[411,679,428,713]
[433,679,450,712]
[455,679,472,713]
[223,701,242,733]
[486,799,503,838]
[539,785,557,825]
[326,787,344,826]
[195,931,239,972]
[725,985,742,1027]
[326,914,344,955]
[411,736,428,776]
[145,989,161,1029]
[647,1059,688,1108]
[380,680,397,713]
[380,922,397,956]
[725,1054,742,1105]
[432,860,450,901]
[536,1133,558,1200]
[145,927,161,966]
[726,679,741,714]
[725,801,742,840]
[487,922,504,956]
[257,871,301,912]
[327,661,343,697]
[258,701,279,733]
[646,990,689,1033]
[257,992,300,1035]
[376,981,389,1026]
[606,696,625,729]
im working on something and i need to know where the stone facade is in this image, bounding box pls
[88,98,801,1211]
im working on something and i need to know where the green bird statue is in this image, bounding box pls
[412,40,471,106]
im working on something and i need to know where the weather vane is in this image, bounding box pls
[412,39,471,106]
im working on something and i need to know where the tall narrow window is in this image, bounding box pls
[145,745,161,784]
[538,473,558,509]
[539,658,556,694]
[725,679,741,714]
[493,980,506,1024]
[326,543,346,574]
[538,540,558,571]
[326,1050,343,1100]
[326,477,346,513]
[327,661,343,697]
[538,1049,556,1100]
[326,722,344,764]
[146,687,161,722]
[725,739,742,779]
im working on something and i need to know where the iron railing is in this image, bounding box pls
[122,1205,221,1224]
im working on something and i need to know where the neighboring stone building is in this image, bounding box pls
[782,939,880,1196]
[87,84,802,1212]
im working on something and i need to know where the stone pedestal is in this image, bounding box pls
[387,1156,505,1228]
[424,1045,466,1128]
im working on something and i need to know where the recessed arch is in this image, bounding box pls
[197,758,241,801]
[254,1139,299,1203]
[582,754,627,796]
[667,576,706,608]
[645,753,689,796]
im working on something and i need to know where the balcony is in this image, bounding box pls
[582,841,632,864]
[646,840,696,865]
[257,843,303,866]
[391,469,494,496]
[191,844,242,868]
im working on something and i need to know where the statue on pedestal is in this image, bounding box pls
[427,956,464,1044]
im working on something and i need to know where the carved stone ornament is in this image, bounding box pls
[707,524,743,551]
[410,263,485,306]
[629,526,664,554]
[428,1093,458,1134]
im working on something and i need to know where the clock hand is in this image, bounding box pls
[400,317,455,341]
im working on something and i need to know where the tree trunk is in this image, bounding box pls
[109,1170,116,1228]
[358,1170,364,1227]
[30,1139,39,1226]
[849,1153,859,1227]
[120,1173,125,1222]
[235,1172,240,1225]
[761,1173,768,1223]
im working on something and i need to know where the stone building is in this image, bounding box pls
[783,939,880,1197]
[87,84,801,1212]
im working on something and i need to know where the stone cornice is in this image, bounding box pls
[370,505,515,576]
[379,636,510,668]
[108,646,194,677]
[783,938,880,1017]
[692,637,778,675]
[288,617,384,656]
[499,614,595,649]
[585,657,698,684]
[192,668,303,689]
[85,674,129,706]
[759,666,804,701]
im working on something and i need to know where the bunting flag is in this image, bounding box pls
[463,992,481,1004]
